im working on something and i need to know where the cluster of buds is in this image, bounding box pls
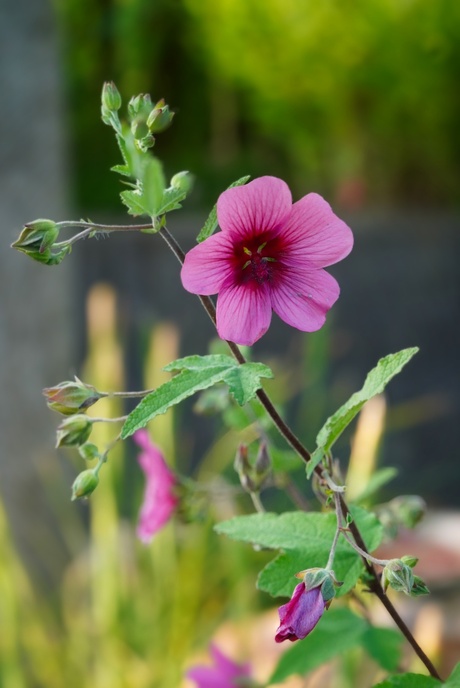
[11,219,69,265]
[43,378,107,501]
[234,442,272,495]
[382,556,429,597]
[127,93,174,152]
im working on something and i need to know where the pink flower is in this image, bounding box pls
[275,582,326,643]
[187,644,252,688]
[133,429,178,543]
[181,176,353,346]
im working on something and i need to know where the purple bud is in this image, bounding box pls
[275,582,326,643]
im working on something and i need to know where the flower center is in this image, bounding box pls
[239,239,277,284]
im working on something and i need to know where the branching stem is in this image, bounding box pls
[158,223,442,681]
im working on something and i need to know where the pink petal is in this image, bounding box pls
[181,232,235,295]
[281,193,354,268]
[275,584,326,642]
[133,431,178,543]
[270,269,340,332]
[187,645,251,688]
[217,176,292,240]
[216,280,272,345]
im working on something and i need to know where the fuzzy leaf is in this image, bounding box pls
[120,189,148,217]
[196,175,250,243]
[268,608,368,684]
[372,675,440,687]
[308,348,419,477]
[122,355,273,437]
[216,507,383,597]
[445,663,460,687]
[362,626,404,671]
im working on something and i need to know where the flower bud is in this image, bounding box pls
[56,414,93,447]
[78,443,100,461]
[382,559,414,595]
[43,378,103,415]
[71,469,99,500]
[147,100,174,133]
[410,575,430,597]
[128,93,152,120]
[170,170,192,194]
[12,219,59,256]
[101,81,122,113]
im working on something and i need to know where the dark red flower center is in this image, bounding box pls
[234,233,281,285]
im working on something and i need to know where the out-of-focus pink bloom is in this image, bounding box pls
[133,429,178,543]
[181,176,353,346]
[187,644,252,688]
[275,582,326,643]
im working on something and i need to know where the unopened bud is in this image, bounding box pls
[56,415,93,447]
[78,443,100,461]
[43,378,103,415]
[128,93,153,121]
[147,100,174,133]
[255,441,271,475]
[170,171,192,194]
[71,469,99,500]
[382,559,414,595]
[12,219,59,255]
[101,81,122,113]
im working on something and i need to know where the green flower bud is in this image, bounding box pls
[43,378,103,415]
[234,444,257,492]
[71,469,99,500]
[128,93,153,121]
[12,219,59,255]
[147,101,174,133]
[382,559,414,595]
[170,171,192,194]
[78,443,100,461]
[101,81,122,113]
[410,575,430,597]
[56,415,93,447]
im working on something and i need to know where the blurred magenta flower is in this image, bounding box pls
[181,176,353,345]
[133,429,178,543]
[275,582,326,643]
[187,644,252,688]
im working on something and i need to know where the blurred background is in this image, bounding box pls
[1,0,460,685]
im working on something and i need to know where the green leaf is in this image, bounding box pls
[372,674,440,687]
[121,355,273,438]
[445,663,460,687]
[196,175,250,243]
[156,186,186,214]
[164,354,235,372]
[362,626,403,671]
[308,348,419,477]
[120,189,148,217]
[215,506,383,597]
[141,158,166,216]
[268,608,368,684]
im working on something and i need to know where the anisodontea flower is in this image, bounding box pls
[275,581,326,643]
[133,429,178,543]
[187,644,252,688]
[181,176,353,346]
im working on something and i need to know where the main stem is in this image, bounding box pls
[158,225,441,680]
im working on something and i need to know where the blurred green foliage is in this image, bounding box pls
[54,0,460,209]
